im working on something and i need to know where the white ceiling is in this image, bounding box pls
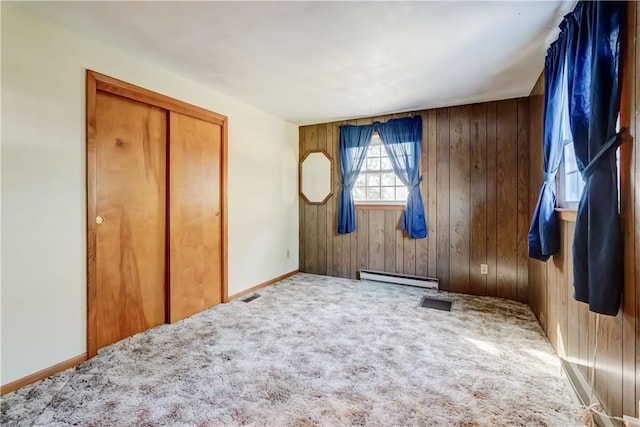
[18,1,575,125]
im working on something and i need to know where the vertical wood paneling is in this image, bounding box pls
[486,102,498,298]
[449,106,471,294]
[527,6,639,416]
[496,100,518,301]
[335,122,349,279]
[304,127,318,274]
[395,211,404,274]
[301,99,530,303]
[415,111,430,277]
[368,210,385,272]
[326,122,336,277]
[384,210,397,273]
[470,104,487,296]
[427,110,438,278]
[436,108,451,291]
[299,127,306,272]
[528,75,545,323]
[316,124,328,275]
[516,99,529,303]
[357,209,370,272]
[625,1,639,417]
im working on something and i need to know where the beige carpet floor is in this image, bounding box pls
[1,273,581,426]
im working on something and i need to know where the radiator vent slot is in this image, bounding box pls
[420,296,452,311]
[242,294,261,303]
[359,270,439,290]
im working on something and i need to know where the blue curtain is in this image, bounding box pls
[564,1,625,315]
[528,35,571,261]
[376,117,427,239]
[337,124,374,234]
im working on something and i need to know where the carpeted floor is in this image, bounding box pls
[2,273,581,426]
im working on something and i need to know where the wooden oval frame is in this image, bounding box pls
[299,149,334,205]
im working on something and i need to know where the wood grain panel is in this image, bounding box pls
[427,110,438,278]
[449,106,470,294]
[325,123,336,277]
[168,112,222,323]
[316,124,328,275]
[516,99,529,303]
[436,108,451,291]
[304,126,318,274]
[95,92,166,349]
[298,127,306,272]
[496,100,518,301]
[527,5,640,416]
[368,210,384,271]
[358,209,371,272]
[384,210,397,273]
[622,1,639,417]
[528,75,545,322]
[486,102,498,298]
[415,110,429,277]
[470,103,487,296]
[300,99,530,304]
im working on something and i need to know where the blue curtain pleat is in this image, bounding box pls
[337,124,374,234]
[528,34,571,261]
[376,117,427,239]
[564,1,625,315]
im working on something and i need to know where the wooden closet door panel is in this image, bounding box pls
[95,92,167,350]
[169,112,222,322]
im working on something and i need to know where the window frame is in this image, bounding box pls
[353,133,410,208]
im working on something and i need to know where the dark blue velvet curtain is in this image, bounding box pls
[528,35,571,261]
[564,1,625,315]
[376,117,427,238]
[337,124,374,234]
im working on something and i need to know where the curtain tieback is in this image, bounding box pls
[582,129,625,179]
[543,173,555,184]
[410,176,423,188]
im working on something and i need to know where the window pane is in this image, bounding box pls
[381,157,392,170]
[353,187,366,201]
[368,145,381,157]
[564,171,584,203]
[366,158,380,171]
[381,187,395,200]
[564,143,578,172]
[367,187,380,200]
[396,186,408,201]
[381,172,395,186]
[367,174,380,186]
[355,174,365,187]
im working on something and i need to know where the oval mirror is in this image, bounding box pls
[300,150,333,204]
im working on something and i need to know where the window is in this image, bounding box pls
[353,134,408,204]
[558,141,584,209]
[558,114,621,211]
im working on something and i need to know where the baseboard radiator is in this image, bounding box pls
[359,270,439,290]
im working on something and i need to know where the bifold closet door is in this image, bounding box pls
[95,92,167,350]
[169,111,222,323]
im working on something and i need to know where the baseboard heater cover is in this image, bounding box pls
[359,270,439,290]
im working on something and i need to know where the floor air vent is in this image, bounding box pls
[420,296,452,311]
[242,294,261,303]
[359,270,438,290]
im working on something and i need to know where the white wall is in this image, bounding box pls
[0,4,299,385]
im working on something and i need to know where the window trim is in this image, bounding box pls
[355,203,405,211]
[353,133,409,205]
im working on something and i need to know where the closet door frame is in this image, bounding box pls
[86,70,228,357]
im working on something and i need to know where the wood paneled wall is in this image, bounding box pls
[299,99,530,303]
[527,2,639,417]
